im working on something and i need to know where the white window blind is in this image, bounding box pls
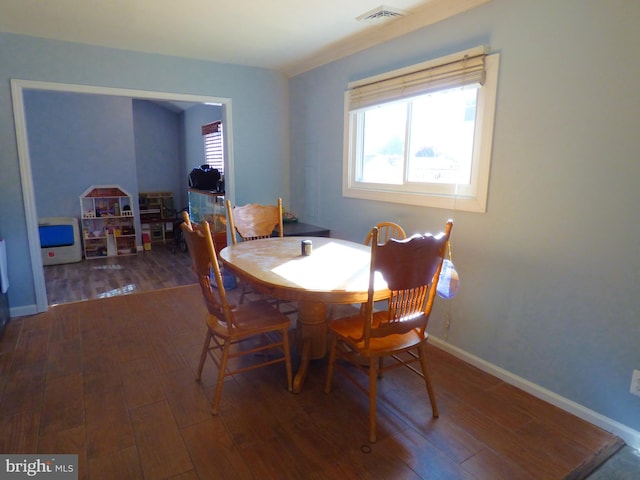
[202,121,224,175]
[348,49,486,111]
[342,47,499,212]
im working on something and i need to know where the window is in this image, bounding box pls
[343,47,499,212]
[202,121,224,175]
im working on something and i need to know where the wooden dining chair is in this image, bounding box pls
[330,221,408,320]
[225,197,284,245]
[363,221,407,246]
[225,197,296,314]
[325,220,453,443]
[181,213,293,414]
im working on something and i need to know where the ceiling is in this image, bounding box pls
[0,0,489,77]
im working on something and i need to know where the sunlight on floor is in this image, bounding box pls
[97,284,136,298]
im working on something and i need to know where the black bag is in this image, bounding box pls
[188,165,221,191]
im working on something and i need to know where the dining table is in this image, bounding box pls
[218,236,390,393]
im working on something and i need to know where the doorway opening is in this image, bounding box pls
[11,79,235,313]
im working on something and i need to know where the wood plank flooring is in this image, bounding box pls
[43,246,195,305]
[0,249,625,479]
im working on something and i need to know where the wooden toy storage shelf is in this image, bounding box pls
[139,191,174,245]
[80,185,138,259]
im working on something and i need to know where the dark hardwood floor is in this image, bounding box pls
[0,247,631,479]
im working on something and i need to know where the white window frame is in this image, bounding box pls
[342,47,499,213]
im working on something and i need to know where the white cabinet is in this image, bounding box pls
[80,185,137,259]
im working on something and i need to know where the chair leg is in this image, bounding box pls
[196,330,213,382]
[324,334,338,394]
[418,344,439,418]
[369,356,378,443]
[283,327,293,392]
[211,339,231,415]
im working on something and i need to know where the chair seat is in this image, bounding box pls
[329,311,427,356]
[209,300,292,339]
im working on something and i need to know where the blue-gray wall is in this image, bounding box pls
[289,0,640,439]
[133,99,182,198]
[24,91,137,221]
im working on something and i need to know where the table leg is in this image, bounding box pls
[293,301,327,393]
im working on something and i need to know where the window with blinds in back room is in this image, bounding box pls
[202,121,224,175]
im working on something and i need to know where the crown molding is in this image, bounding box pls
[283,0,492,77]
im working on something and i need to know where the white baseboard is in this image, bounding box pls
[10,304,38,318]
[429,336,640,450]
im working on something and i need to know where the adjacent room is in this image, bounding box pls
[23,90,223,305]
[1,0,639,478]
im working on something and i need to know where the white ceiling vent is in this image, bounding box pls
[357,5,408,22]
